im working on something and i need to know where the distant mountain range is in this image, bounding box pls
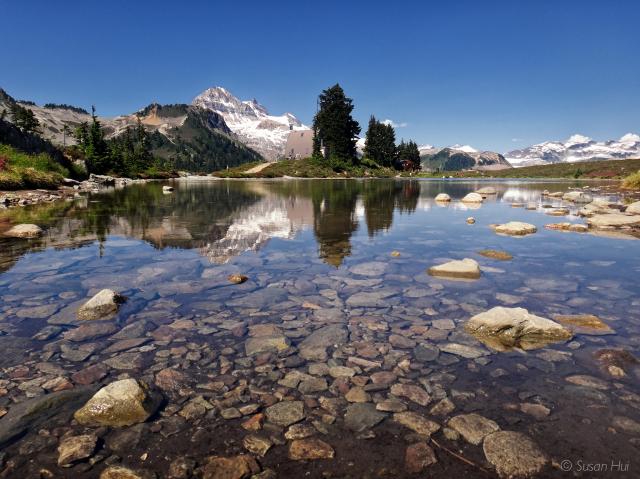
[193,87,307,160]
[505,133,640,166]
[419,145,512,171]
[0,85,308,171]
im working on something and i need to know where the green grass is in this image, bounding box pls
[213,157,397,179]
[406,157,640,180]
[622,170,640,189]
[0,144,66,190]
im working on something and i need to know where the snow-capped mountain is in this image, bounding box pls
[418,145,511,171]
[192,86,307,160]
[506,133,640,166]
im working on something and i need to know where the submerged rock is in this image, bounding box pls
[448,413,500,445]
[77,289,126,320]
[299,324,348,361]
[405,442,437,473]
[57,434,97,467]
[264,401,304,427]
[344,403,386,432]
[393,411,440,436]
[289,438,335,460]
[199,455,260,479]
[465,307,572,351]
[74,379,161,427]
[3,224,43,238]
[483,431,548,478]
[477,249,512,261]
[553,314,614,335]
[428,258,481,280]
[493,222,537,236]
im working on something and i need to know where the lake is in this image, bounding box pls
[0,179,638,478]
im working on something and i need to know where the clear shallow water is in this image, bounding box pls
[0,179,638,478]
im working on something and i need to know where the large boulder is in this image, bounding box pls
[483,431,548,478]
[427,258,480,280]
[493,222,537,236]
[74,379,161,427]
[461,192,483,203]
[77,289,126,320]
[3,224,43,238]
[465,307,572,350]
[434,193,451,202]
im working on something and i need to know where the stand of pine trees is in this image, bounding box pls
[313,84,421,172]
[363,116,396,167]
[74,107,157,176]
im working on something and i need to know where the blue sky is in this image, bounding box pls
[1,0,638,152]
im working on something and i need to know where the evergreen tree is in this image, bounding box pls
[312,84,360,166]
[364,116,396,167]
[74,106,112,174]
[9,103,40,133]
[395,140,421,170]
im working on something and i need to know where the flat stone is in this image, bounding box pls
[430,398,456,416]
[245,335,290,356]
[329,366,356,378]
[57,434,97,467]
[4,224,42,238]
[77,289,125,320]
[64,321,118,342]
[350,261,388,276]
[298,377,328,394]
[483,431,547,478]
[345,386,370,403]
[439,343,488,359]
[428,258,481,280]
[390,383,431,406]
[587,213,640,228]
[155,368,189,392]
[553,314,614,335]
[405,442,437,473]
[413,344,440,362]
[74,379,161,427]
[376,400,407,412]
[265,401,305,427]
[243,435,272,457]
[564,374,609,390]
[289,438,335,460]
[100,466,144,479]
[285,423,316,440]
[493,222,537,236]
[199,455,260,479]
[389,334,416,348]
[344,403,386,432]
[71,364,107,385]
[448,413,500,445]
[465,307,572,351]
[299,324,348,361]
[476,186,497,195]
[478,249,513,261]
[346,289,397,307]
[563,191,593,203]
[393,412,440,436]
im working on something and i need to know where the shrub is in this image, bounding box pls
[623,170,640,189]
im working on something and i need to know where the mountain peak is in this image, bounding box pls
[192,85,306,160]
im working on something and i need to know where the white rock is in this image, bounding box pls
[77,289,125,320]
[4,224,43,238]
[587,214,640,228]
[428,258,481,279]
[493,222,537,236]
[434,193,451,202]
[626,201,640,214]
[562,191,593,203]
[461,192,483,203]
[475,186,497,195]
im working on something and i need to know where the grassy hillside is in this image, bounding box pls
[213,157,397,178]
[0,144,69,190]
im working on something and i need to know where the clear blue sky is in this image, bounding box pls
[1,0,638,152]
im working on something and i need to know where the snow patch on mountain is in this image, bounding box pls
[506,133,640,166]
[192,86,307,160]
